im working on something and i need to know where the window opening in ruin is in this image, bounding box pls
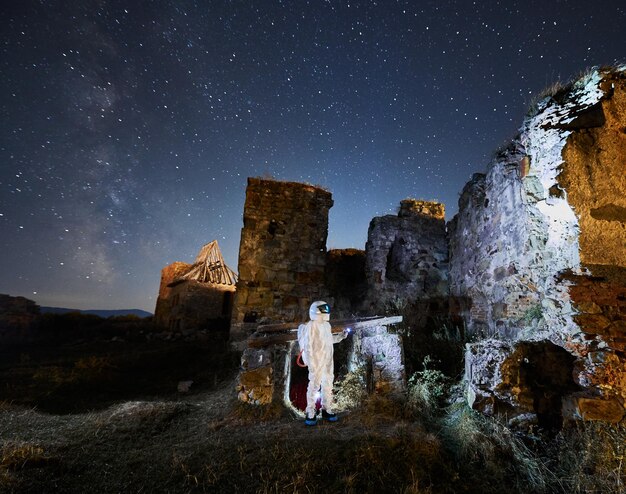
[243,311,258,323]
[386,237,409,282]
[268,219,278,237]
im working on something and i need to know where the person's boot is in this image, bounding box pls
[322,409,338,422]
[304,412,317,426]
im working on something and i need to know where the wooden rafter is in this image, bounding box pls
[174,240,238,286]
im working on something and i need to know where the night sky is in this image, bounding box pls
[1,1,625,312]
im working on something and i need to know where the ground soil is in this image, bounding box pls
[1,331,625,493]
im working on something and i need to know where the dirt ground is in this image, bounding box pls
[1,334,625,493]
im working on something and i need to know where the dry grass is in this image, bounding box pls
[548,421,626,494]
[441,404,554,493]
[2,329,626,493]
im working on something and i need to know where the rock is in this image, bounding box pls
[177,380,193,393]
[574,396,625,423]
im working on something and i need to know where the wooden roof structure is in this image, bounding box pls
[169,240,238,287]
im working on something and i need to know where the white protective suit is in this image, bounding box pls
[297,301,347,417]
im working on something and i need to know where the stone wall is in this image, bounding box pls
[159,280,234,333]
[0,294,40,342]
[452,66,626,424]
[154,262,192,327]
[364,199,448,322]
[237,317,404,412]
[231,178,333,341]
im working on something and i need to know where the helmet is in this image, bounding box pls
[309,301,331,321]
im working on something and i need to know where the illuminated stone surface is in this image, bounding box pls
[452,67,626,424]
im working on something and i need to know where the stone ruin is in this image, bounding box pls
[363,199,449,330]
[450,66,626,425]
[228,180,434,410]
[237,316,404,415]
[156,67,626,425]
[365,199,447,308]
[230,177,334,343]
[154,240,237,333]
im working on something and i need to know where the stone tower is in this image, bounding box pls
[231,178,333,341]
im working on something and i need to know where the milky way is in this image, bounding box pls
[1,0,625,311]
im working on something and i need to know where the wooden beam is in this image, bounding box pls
[248,315,403,348]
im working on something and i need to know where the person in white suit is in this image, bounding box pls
[297,301,348,426]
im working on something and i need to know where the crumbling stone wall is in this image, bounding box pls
[364,199,449,324]
[159,281,234,333]
[452,66,626,424]
[237,317,404,411]
[231,178,333,341]
[154,262,192,327]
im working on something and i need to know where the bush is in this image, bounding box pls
[441,404,552,493]
[407,355,449,418]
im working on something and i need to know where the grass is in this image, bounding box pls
[1,319,626,493]
[526,64,626,118]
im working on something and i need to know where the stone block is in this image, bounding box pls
[576,397,625,423]
[237,365,273,405]
[574,314,612,334]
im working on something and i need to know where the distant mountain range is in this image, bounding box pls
[40,307,153,318]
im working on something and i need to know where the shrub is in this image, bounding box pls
[547,421,626,493]
[407,355,450,419]
[334,368,367,411]
[441,404,552,493]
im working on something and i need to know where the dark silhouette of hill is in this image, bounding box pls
[40,306,152,318]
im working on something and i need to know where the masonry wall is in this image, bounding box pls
[452,67,626,424]
[154,262,192,327]
[162,281,235,332]
[231,178,333,340]
[154,262,235,332]
[364,199,448,318]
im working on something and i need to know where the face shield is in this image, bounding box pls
[309,301,331,321]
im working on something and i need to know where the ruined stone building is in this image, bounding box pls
[449,66,626,425]
[233,67,626,425]
[364,199,449,325]
[156,67,626,425]
[230,177,333,342]
[154,240,237,332]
